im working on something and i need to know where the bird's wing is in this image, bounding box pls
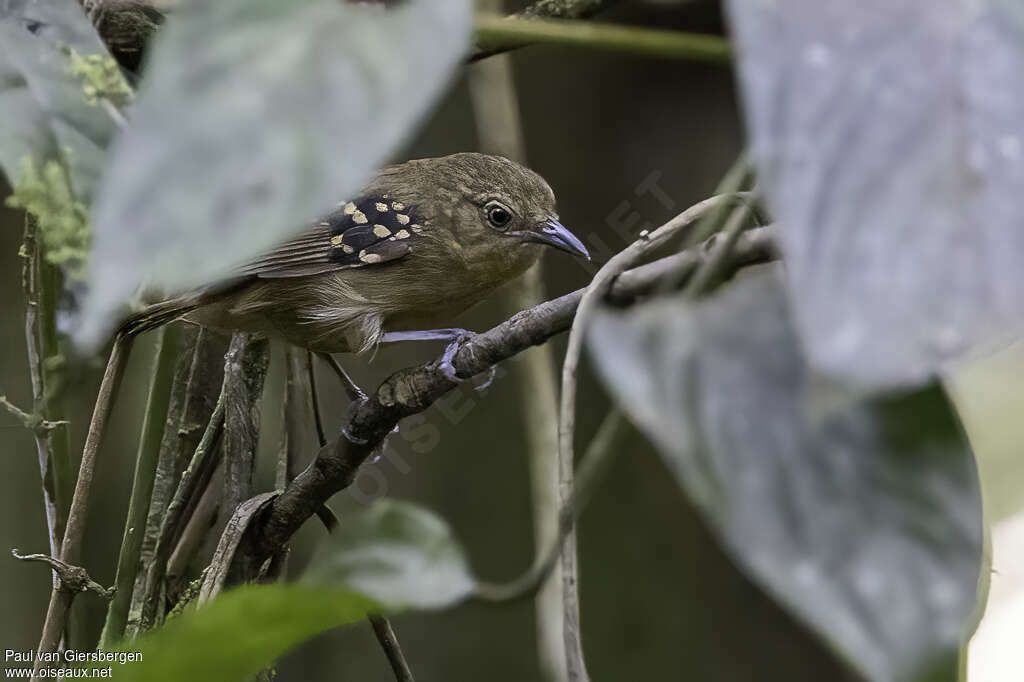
[240,195,428,279]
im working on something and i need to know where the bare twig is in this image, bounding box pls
[682,196,758,297]
[13,550,114,600]
[303,350,342,534]
[99,325,180,649]
[279,347,311,488]
[138,395,226,630]
[473,14,731,63]
[474,409,625,603]
[268,348,312,581]
[19,218,72,568]
[240,222,777,573]
[556,195,736,681]
[0,395,67,432]
[166,461,224,595]
[34,333,134,677]
[368,614,415,682]
[305,350,327,448]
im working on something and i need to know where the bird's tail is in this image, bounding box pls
[117,297,199,337]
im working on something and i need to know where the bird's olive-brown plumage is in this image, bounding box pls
[135,153,588,353]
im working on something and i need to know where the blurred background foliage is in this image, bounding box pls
[1,0,1022,680]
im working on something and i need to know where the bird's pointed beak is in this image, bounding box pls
[526,218,591,260]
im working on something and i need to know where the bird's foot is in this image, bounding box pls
[438,330,476,383]
[379,328,497,389]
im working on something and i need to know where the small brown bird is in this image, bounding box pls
[127,152,588,381]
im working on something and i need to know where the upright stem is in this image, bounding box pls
[554,198,729,682]
[475,410,625,603]
[38,262,73,548]
[61,334,133,559]
[19,218,71,564]
[221,333,271,582]
[468,21,568,682]
[368,614,415,682]
[127,328,227,637]
[99,325,180,649]
[139,399,226,630]
[557,454,588,682]
[34,333,134,677]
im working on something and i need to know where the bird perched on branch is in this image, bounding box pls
[125,152,589,383]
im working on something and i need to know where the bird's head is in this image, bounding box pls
[368,153,590,267]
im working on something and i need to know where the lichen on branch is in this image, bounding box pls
[6,155,91,278]
[67,49,134,109]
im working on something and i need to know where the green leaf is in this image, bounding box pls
[96,584,375,682]
[304,499,476,610]
[80,0,471,345]
[587,265,983,682]
[725,1,1024,388]
[0,0,117,197]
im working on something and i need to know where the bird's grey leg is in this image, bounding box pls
[379,329,496,389]
[316,352,367,402]
[379,329,470,343]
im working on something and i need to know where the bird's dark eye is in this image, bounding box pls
[486,204,513,229]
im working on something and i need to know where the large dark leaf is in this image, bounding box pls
[0,0,116,195]
[80,0,471,344]
[588,265,983,681]
[725,1,1024,388]
[304,499,476,610]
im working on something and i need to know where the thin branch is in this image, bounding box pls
[305,350,327,447]
[304,350,342,533]
[556,196,734,681]
[278,347,309,489]
[33,333,134,677]
[138,394,226,630]
[13,550,114,600]
[472,14,731,64]
[166,461,224,596]
[682,195,758,298]
[240,221,777,571]
[99,325,180,649]
[19,217,72,569]
[474,409,625,603]
[0,395,67,432]
[368,614,415,682]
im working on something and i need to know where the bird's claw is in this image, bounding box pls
[437,331,497,390]
[439,330,475,382]
[473,365,497,392]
